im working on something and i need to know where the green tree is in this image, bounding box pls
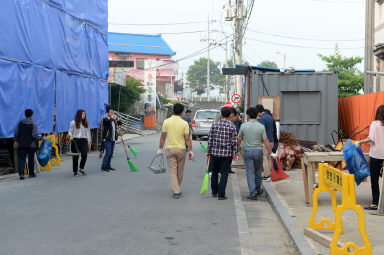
[258,60,278,68]
[318,46,364,97]
[186,57,225,95]
[111,76,146,114]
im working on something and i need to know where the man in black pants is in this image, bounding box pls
[101,107,122,172]
[207,107,238,200]
[14,109,44,180]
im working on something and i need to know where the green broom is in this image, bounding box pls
[200,142,207,152]
[128,145,138,157]
[200,171,209,195]
[120,137,138,171]
[128,158,138,172]
[200,157,211,195]
[193,129,207,152]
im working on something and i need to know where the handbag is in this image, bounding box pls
[148,154,166,174]
[65,140,81,156]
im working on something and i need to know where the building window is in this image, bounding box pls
[136,58,145,70]
[281,91,321,124]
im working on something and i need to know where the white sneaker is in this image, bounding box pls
[263,177,271,182]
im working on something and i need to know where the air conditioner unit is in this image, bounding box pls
[223,5,235,21]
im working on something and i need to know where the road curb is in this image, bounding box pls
[263,182,315,255]
[122,131,160,141]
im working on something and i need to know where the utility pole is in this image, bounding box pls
[364,0,375,93]
[207,15,210,102]
[225,42,230,102]
[234,0,244,96]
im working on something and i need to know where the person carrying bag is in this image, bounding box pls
[68,110,92,176]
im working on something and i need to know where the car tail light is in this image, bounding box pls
[192,119,196,128]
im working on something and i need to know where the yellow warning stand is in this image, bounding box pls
[308,163,371,255]
[38,134,61,171]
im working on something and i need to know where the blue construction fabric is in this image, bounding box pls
[55,71,108,133]
[47,0,108,33]
[108,33,176,55]
[0,59,55,138]
[0,0,108,79]
[343,139,371,186]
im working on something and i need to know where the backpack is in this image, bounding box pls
[18,122,34,147]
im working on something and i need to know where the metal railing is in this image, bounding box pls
[115,111,142,135]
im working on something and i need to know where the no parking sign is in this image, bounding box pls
[231,94,241,104]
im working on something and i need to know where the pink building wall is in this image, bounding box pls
[109,52,177,82]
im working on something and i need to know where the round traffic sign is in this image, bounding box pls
[231,94,241,104]
[225,101,232,107]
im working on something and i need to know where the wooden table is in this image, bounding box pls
[302,152,370,205]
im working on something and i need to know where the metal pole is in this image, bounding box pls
[364,0,375,93]
[207,15,210,102]
[235,0,243,96]
[117,85,121,112]
[225,42,229,102]
[378,173,384,215]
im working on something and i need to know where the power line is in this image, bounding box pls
[246,37,364,50]
[147,35,233,70]
[161,30,207,35]
[223,23,364,42]
[307,0,364,4]
[108,21,206,26]
[247,29,364,42]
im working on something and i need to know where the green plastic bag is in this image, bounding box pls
[200,171,209,195]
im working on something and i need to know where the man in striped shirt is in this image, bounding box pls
[207,107,238,200]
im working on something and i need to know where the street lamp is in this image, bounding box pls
[276,51,287,71]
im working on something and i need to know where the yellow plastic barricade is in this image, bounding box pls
[38,134,61,171]
[309,163,371,255]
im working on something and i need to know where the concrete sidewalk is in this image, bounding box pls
[269,168,384,255]
[121,129,159,141]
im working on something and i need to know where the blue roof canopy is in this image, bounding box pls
[222,64,315,75]
[108,32,176,55]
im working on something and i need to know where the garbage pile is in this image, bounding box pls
[278,132,303,170]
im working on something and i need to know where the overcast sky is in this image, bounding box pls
[108,0,365,75]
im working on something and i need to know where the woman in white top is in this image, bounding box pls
[356,105,384,210]
[68,110,92,176]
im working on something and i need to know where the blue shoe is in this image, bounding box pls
[173,193,181,199]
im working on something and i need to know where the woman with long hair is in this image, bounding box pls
[68,109,92,176]
[356,105,384,210]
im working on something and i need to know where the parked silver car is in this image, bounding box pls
[192,109,220,140]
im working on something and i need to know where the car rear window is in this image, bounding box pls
[196,111,219,120]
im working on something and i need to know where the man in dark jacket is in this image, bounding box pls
[14,109,44,180]
[101,106,122,172]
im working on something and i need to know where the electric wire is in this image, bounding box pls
[246,29,364,42]
[146,35,233,70]
[108,21,206,26]
[246,37,364,50]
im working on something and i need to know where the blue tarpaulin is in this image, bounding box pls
[0,0,108,138]
[0,59,55,138]
[0,0,108,79]
[55,72,108,133]
[47,0,108,33]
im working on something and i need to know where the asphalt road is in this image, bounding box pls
[0,133,295,255]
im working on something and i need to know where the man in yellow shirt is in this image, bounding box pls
[158,103,193,198]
